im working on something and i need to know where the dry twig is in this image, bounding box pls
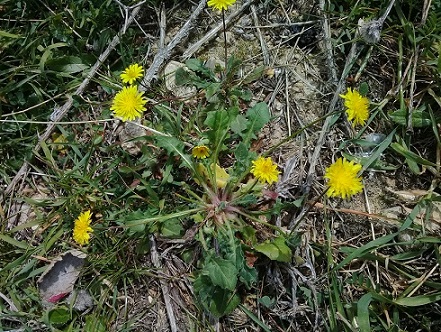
[150,235,178,332]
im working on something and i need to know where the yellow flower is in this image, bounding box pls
[339,88,369,127]
[207,0,236,11]
[250,156,280,184]
[110,85,147,121]
[120,63,144,85]
[324,157,363,199]
[73,210,93,245]
[192,145,210,159]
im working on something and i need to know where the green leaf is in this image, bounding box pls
[0,30,21,38]
[125,218,146,234]
[224,236,257,288]
[243,65,265,84]
[273,237,292,262]
[47,307,71,326]
[155,136,193,170]
[394,292,441,306]
[255,236,292,262]
[193,274,240,317]
[123,209,158,235]
[185,58,205,72]
[204,110,231,148]
[359,82,369,96]
[356,293,372,332]
[391,136,425,174]
[209,288,240,317]
[238,88,252,101]
[342,152,398,171]
[206,82,221,101]
[239,304,272,332]
[258,296,276,308]
[333,233,397,271]
[84,314,107,332]
[174,67,192,85]
[241,102,270,144]
[46,56,89,73]
[38,42,68,72]
[391,141,437,168]
[204,257,238,291]
[230,114,247,135]
[0,234,30,249]
[234,142,255,175]
[160,219,183,238]
[359,129,395,174]
[389,108,433,127]
[185,58,216,80]
[235,194,258,206]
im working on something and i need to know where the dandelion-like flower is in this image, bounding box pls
[110,85,147,121]
[324,158,364,199]
[120,63,144,85]
[207,0,237,11]
[73,210,93,245]
[250,156,280,184]
[192,145,210,159]
[340,88,369,127]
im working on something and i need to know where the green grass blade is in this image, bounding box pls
[239,304,271,332]
[360,128,396,173]
[356,293,372,332]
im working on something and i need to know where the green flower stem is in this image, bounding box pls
[127,120,171,137]
[222,9,228,69]
[198,227,209,252]
[174,191,204,205]
[236,209,286,234]
[230,179,259,203]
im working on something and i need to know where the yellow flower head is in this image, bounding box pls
[324,157,363,199]
[207,0,236,11]
[192,145,210,159]
[120,63,144,85]
[110,85,147,121]
[339,88,369,127]
[73,210,93,245]
[250,156,280,184]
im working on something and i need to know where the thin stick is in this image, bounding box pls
[150,235,178,332]
[250,4,270,65]
[158,2,166,50]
